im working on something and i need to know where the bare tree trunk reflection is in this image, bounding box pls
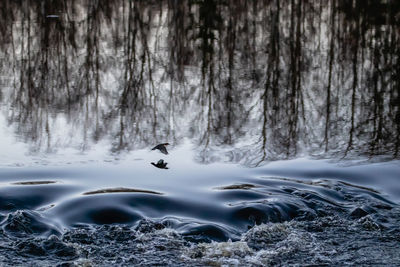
[1,0,399,164]
[325,0,336,152]
[345,8,360,156]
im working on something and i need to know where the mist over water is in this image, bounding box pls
[0,0,399,266]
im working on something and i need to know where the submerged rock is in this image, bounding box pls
[350,207,369,219]
[1,210,60,237]
[242,223,290,250]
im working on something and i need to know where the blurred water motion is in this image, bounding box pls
[0,0,398,166]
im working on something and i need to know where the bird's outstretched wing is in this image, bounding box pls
[152,144,169,154]
[159,147,168,155]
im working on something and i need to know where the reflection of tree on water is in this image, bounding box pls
[0,0,399,165]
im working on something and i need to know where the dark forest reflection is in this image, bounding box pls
[0,0,399,166]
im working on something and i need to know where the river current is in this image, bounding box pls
[0,148,399,266]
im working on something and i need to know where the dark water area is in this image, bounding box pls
[0,0,400,266]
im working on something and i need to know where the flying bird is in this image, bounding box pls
[151,159,168,169]
[151,143,169,155]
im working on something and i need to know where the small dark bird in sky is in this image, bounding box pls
[151,159,168,169]
[151,143,169,155]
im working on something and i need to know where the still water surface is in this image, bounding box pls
[0,0,399,266]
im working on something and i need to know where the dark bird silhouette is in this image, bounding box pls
[151,143,169,155]
[151,159,168,169]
